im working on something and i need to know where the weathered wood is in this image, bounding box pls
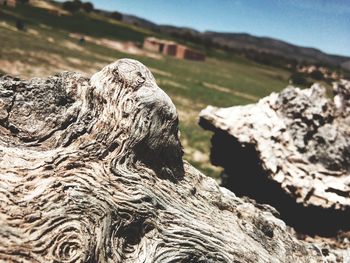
[0,59,340,262]
[199,82,350,236]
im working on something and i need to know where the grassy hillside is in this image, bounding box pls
[0,3,291,178]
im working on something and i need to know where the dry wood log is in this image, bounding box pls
[0,59,342,262]
[199,81,350,237]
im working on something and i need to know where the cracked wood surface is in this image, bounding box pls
[199,81,350,237]
[0,59,336,262]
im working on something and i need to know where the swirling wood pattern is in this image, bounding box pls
[0,59,335,262]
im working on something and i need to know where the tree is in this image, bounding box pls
[81,2,94,12]
[310,70,324,80]
[110,11,123,21]
[15,19,24,31]
[62,0,81,13]
[289,72,307,86]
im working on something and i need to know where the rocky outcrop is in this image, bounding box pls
[0,59,340,262]
[199,82,350,237]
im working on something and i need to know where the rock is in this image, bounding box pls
[0,59,336,262]
[199,82,350,237]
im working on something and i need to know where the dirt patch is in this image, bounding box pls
[149,67,172,77]
[61,40,114,62]
[39,24,52,30]
[203,81,259,101]
[0,59,50,77]
[7,49,26,56]
[30,0,69,15]
[192,149,208,163]
[157,79,184,89]
[66,57,84,66]
[0,21,17,32]
[62,40,86,52]
[69,33,162,60]
[0,51,96,78]
[28,29,39,36]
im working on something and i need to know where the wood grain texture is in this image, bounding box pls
[0,59,336,262]
[200,81,350,236]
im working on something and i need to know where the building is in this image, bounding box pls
[143,37,177,56]
[0,0,17,7]
[143,37,205,61]
[143,37,171,53]
[175,44,206,61]
[143,37,161,52]
[163,42,177,56]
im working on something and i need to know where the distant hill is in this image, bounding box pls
[122,14,350,71]
[203,31,350,70]
[122,14,157,30]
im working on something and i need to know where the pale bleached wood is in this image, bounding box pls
[200,81,350,237]
[0,59,338,262]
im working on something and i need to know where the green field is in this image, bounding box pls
[0,3,291,177]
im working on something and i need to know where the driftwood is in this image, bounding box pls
[0,59,342,262]
[199,82,350,237]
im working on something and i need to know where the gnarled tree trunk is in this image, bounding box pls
[0,59,340,262]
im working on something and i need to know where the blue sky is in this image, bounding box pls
[76,0,350,56]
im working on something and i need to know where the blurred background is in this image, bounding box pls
[1,0,349,178]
